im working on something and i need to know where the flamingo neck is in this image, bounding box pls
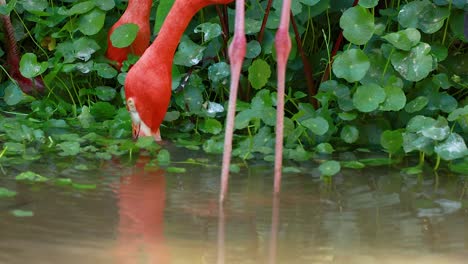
[122,0,152,22]
[144,0,210,64]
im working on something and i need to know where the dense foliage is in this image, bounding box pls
[0,0,467,176]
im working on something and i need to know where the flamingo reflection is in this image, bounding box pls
[114,157,170,263]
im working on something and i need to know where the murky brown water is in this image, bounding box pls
[1,145,467,263]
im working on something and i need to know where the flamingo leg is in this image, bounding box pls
[220,0,246,203]
[274,0,292,194]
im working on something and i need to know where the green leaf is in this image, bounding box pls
[19,53,48,78]
[0,187,16,198]
[78,106,95,128]
[301,116,329,135]
[299,0,320,6]
[157,149,171,165]
[154,0,175,34]
[200,118,222,135]
[208,62,230,83]
[315,143,334,154]
[235,109,255,130]
[382,28,421,51]
[248,59,271,89]
[68,1,95,15]
[340,6,375,45]
[194,22,222,42]
[94,0,115,11]
[319,160,341,177]
[95,86,116,101]
[16,171,49,182]
[110,23,139,48]
[167,167,186,173]
[246,40,261,59]
[73,37,100,61]
[381,130,403,154]
[448,106,468,122]
[341,125,359,143]
[94,63,118,79]
[22,0,47,12]
[10,209,34,217]
[391,43,433,82]
[57,141,81,156]
[434,133,467,160]
[398,0,449,34]
[405,96,428,113]
[380,84,406,111]
[353,83,386,112]
[4,82,25,106]
[78,8,105,36]
[173,36,206,66]
[72,183,97,190]
[333,49,370,82]
[90,102,116,121]
[359,0,379,8]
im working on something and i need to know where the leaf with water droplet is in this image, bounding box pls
[19,53,48,78]
[398,0,449,34]
[434,133,468,160]
[405,96,429,113]
[194,22,221,42]
[333,49,370,82]
[78,8,105,36]
[391,42,433,82]
[73,37,100,61]
[4,82,25,106]
[110,23,139,48]
[174,36,206,66]
[382,28,421,51]
[208,62,230,83]
[315,143,334,154]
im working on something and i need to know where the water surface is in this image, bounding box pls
[1,145,467,263]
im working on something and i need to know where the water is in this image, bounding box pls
[1,145,467,263]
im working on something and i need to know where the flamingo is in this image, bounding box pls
[106,0,152,69]
[0,0,44,94]
[123,0,291,201]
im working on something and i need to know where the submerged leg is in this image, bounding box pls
[273,0,292,194]
[220,0,246,203]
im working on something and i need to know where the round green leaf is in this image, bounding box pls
[341,125,359,143]
[359,0,379,8]
[73,37,100,61]
[333,49,370,82]
[448,106,468,122]
[380,85,406,111]
[200,118,222,135]
[319,160,341,177]
[353,83,386,112]
[381,130,403,154]
[110,23,139,48]
[340,6,375,45]
[301,116,329,135]
[68,1,95,15]
[398,0,449,34]
[22,0,48,12]
[208,62,230,83]
[405,96,428,113]
[194,22,222,42]
[382,28,421,51]
[174,36,206,66]
[78,8,105,36]
[299,0,320,6]
[316,143,334,154]
[391,43,433,82]
[95,86,116,101]
[246,40,261,59]
[248,59,271,89]
[94,0,115,11]
[94,63,118,78]
[434,133,468,160]
[157,149,171,165]
[4,82,24,106]
[19,53,48,78]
